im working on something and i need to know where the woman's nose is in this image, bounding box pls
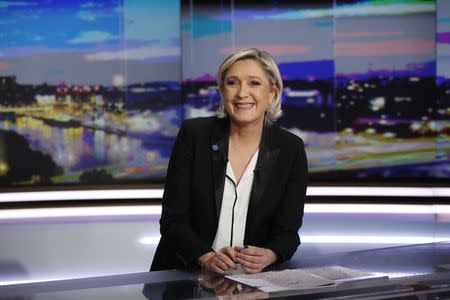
[237,85,249,98]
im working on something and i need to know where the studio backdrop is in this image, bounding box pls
[0,0,448,187]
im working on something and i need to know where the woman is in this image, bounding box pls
[151,48,308,275]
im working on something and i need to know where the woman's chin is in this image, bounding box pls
[229,115,264,127]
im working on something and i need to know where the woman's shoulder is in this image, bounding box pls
[181,116,219,129]
[178,116,224,140]
[180,116,222,135]
[269,125,305,147]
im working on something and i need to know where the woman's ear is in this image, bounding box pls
[269,86,277,104]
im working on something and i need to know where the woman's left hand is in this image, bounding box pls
[199,275,268,298]
[234,245,278,273]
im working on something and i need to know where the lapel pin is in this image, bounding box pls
[212,144,219,151]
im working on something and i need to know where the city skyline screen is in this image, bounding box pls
[0,0,181,185]
[0,0,448,187]
[183,0,448,182]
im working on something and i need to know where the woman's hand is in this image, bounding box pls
[200,276,238,296]
[198,247,238,275]
[234,246,277,273]
[199,276,267,298]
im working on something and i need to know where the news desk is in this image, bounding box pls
[1,242,450,299]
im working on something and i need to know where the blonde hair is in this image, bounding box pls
[216,48,283,125]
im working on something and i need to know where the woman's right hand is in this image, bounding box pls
[200,276,266,298]
[199,247,238,275]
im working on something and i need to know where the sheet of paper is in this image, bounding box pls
[226,266,388,292]
[303,266,382,281]
[226,269,335,292]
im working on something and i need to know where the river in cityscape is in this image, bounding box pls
[0,106,182,183]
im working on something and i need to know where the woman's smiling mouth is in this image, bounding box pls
[235,103,255,110]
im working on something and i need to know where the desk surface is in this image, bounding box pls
[1,242,450,299]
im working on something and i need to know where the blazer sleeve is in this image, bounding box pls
[159,121,213,267]
[265,138,308,263]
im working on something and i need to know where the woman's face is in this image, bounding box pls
[222,59,276,128]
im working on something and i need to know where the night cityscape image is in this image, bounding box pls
[182,0,449,181]
[0,0,448,186]
[0,0,182,185]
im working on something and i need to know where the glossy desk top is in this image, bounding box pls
[1,242,450,299]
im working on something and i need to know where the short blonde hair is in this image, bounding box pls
[216,48,283,125]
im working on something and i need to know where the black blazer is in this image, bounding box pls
[151,116,308,271]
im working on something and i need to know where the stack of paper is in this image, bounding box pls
[226,265,387,292]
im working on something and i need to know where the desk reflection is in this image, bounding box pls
[142,275,268,299]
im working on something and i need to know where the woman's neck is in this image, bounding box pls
[229,120,263,146]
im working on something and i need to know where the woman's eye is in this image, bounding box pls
[250,81,261,86]
[226,80,238,86]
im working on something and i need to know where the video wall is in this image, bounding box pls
[0,0,448,186]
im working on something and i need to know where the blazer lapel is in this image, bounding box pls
[210,119,229,220]
[247,125,280,227]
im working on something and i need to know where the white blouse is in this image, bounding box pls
[212,150,259,251]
